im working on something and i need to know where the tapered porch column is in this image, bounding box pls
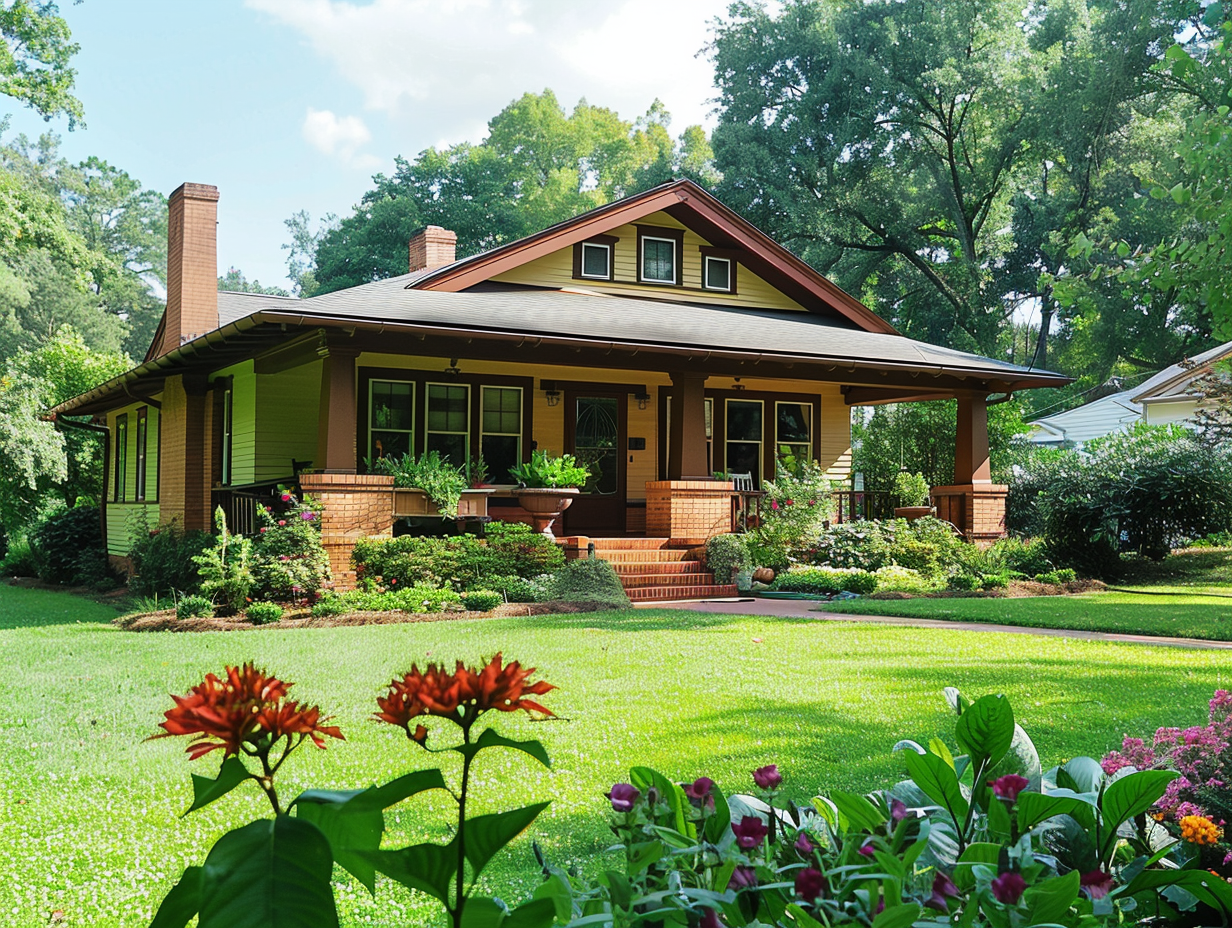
[954,394,992,485]
[932,393,1007,545]
[316,347,359,472]
[667,371,709,479]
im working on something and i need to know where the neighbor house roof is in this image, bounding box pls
[1131,340,1232,403]
[1027,389,1142,446]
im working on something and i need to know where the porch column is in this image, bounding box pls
[667,371,709,479]
[316,347,359,472]
[954,394,992,484]
[932,393,1007,545]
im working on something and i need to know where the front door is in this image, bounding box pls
[564,392,627,535]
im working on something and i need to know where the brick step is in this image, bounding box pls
[617,571,720,588]
[609,560,706,575]
[594,549,694,563]
[626,584,740,602]
[588,537,671,550]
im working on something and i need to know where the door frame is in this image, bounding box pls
[563,388,629,535]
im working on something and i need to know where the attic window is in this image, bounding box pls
[704,255,732,292]
[641,237,676,284]
[580,242,611,279]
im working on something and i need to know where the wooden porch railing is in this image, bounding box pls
[830,489,897,524]
[211,478,295,536]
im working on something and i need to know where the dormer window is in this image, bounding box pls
[636,225,685,286]
[704,255,732,292]
[571,234,618,282]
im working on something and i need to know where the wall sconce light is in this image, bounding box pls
[444,358,461,375]
[633,389,650,411]
[732,377,746,391]
[546,390,561,407]
[541,380,561,407]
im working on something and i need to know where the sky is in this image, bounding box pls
[3,0,734,290]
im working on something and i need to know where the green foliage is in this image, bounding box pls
[309,594,349,618]
[0,533,36,576]
[808,517,974,580]
[771,565,878,595]
[372,450,468,518]
[244,602,283,625]
[29,504,100,583]
[319,585,462,615]
[127,523,212,596]
[891,471,931,508]
[0,0,84,125]
[250,490,330,602]
[481,573,553,604]
[192,508,254,615]
[983,536,1053,578]
[705,533,752,585]
[1035,568,1078,585]
[308,91,716,293]
[548,557,631,609]
[217,267,289,296]
[747,460,833,568]
[873,565,943,594]
[1006,446,1081,537]
[509,448,590,489]
[460,590,503,612]
[175,595,213,620]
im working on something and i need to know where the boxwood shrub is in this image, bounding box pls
[771,565,878,595]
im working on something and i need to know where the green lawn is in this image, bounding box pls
[2,584,1232,927]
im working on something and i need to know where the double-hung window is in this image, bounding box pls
[369,380,415,463]
[481,386,522,483]
[220,386,234,486]
[703,255,732,292]
[135,408,149,501]
[114,414,128,502]
[775,402,813,474]
[725,399,764,486]
[426,383,470,466]
[580,242,611,279]
[641,236,676,283]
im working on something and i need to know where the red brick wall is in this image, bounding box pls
[408,226,457,273]
[161,183,219,358]
[645,480,734,545]
[299,473,395,589]
[931,484,1008,546]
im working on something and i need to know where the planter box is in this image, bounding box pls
[392,488,493,520]
[893,506,936,521]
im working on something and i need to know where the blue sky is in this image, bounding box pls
[4,0,730,290]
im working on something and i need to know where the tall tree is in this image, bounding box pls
[218,266,290,297]
[709,0,1203,357]
[0,0,84,125]
[308,91,718,294]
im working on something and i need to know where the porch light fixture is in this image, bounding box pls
[732,377,746,391]
[541,380,562,407]
[633,389,650,410]
[444,358,461,375]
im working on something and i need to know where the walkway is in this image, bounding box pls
[639,596,1232,651]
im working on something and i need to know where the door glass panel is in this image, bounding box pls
[575,396,619,495]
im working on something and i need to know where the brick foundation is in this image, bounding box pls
[931,484,1008,546]
[645,480,734,546]
[299,473,395,590]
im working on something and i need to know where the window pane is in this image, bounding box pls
[482,387,521,434]
[575,397,620,495]
[426,432,467,466]
[581,243,609,278]
[705,257,731,290]
[642,238,674,282]
[428,384,468,432]
[727,441,761,486]
[371,381,414,431]
[777,403,811,444]
[727,400,763,442]
[482,435,520,484]
[372,430,412,461]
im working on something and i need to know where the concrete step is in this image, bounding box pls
[617,571,720,588]
[609,560,705,575]
[626,584,740,602]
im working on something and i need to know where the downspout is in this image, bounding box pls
[47,415,112,552]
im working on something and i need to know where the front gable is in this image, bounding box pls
[409,180,897,334]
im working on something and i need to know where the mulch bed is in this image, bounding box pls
[868,579,1105,600]
[114,601,610,633]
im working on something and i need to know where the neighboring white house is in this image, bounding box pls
[1130,339,1232,427]
[1027,339,1232,448]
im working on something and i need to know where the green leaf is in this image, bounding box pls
[786,904,827,928]
[631,766,692,837]
[295,799,383,894]
[828,789,887,833]
[953,843,1001,892]
[463,802,550,879]
[1123,869,1232,916]
[360,838,458,906]
[1016,792,1095,831]
[461,896,509,928]
[186,756,251,815]
[1022,870,1080,925]
[901,751,968,826]
[1100,770,1177,861]
[197,817,339,928]
[150,866,202,928]
[626,840,665,876]
[351,768,450,811]
[954,694,1015,768]
[929,738,956,771]
[1059,757,1104,794]
[452,728,551,768]
[532,872,574,924]
[1116,241,1131,258]
[505,897,559,928]
[871,903,921,928]
[987,793,1011,837]
[1170,182,1191,205]
[704,781,731,845]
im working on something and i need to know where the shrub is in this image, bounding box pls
[807,520,895,570]
[886,516,973,576]
[250,489,331,602]
[1035,567,1077,584]
[461,590,503,612]
[330,585,462,614]
[484,573,553,603]
[71,549,123,591]
[1191,530,1232,548]
[175,594,214,619]
[1005,446,1079,536]
[873,564,941,593]
[372,449,469,518]
[549,557,631,609]
[29,506,102,584]
[192,508,254,614]
[245,602,283,624]
[0,536,38,577]
[891,470,931,507]
[747,460,833,567]
[983,535,1052,576]
[947,572,983,591]
[310,593,349,617]
[128,524,213,596]
[705,533,751,585]
[482,521,565,577]
[772,565,878,595]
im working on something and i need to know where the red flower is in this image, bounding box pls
[281,493,292,502]
[988,774,1030,802]
[795,868,827,903]
[150,663,342,760]
[277,520,286,526]
[991,872,1027,905]
[1080,870,1114,900]
[732,815,769,849]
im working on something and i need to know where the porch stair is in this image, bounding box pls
[589,538,739,603]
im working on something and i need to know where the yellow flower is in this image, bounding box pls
[1180,815,1223,846]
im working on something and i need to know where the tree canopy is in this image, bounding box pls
[0,0,84,126]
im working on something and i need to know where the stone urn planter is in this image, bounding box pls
[893,506,936,521]
[512,487,579,538]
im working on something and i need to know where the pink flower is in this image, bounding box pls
[608,783,640,812]
[770,501,780,510]
[280,493,292,502]
[685,777,715,810]
[1080,870,1114,900]
[753,764,782,789]
[278,520,286,526]
[991,872,1027,905]
[795,868,826,903]
[728,866,757,890]
[926,872,960,912]
[732,816,769,849]
[858,841,875,858]
[889,798,909,823]
[301,511,315,521]
[795,832,814,855]
[988,774,1029,802]
[259,527,267,534]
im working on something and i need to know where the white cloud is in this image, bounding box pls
[248,0,729,155]
[301,107,381,168]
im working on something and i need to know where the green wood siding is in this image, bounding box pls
[105,400,161,555]
[255,360,321,481]
[106,502,160,556]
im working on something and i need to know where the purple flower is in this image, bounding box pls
[991,872,1027,905]
[795,868,826,903]
[889,798,909,823]
[608,783,640,812]
[685,777,715,809]
[857,841,875,858]
[795,832,815,855]
[988,774,1029,802]
[1080,870,1114,900]
[728,866,758,890]
[301,510,315,521]
[753,764,782,789]
[926,872,960,912]
[732,816,769,849]
[699,910,725,928]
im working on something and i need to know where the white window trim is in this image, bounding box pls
[703,255,732,292]
[368,379,415,462]
[425,381,471,463]
[579,242,612,280]
[640,234,677,284]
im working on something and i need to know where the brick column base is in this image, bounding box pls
[645,480,734,546]
[931,484,1008,546]
[299,473,395,590]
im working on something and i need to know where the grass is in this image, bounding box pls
[3,584,1232,926]
[822,548,1232,640]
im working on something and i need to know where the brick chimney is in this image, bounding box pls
[408,225,457,274]
[159,183,220,357]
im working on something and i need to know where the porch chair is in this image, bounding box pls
[728,472,764,532]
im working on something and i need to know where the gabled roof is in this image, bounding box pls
[1027,389,1142,445]
[406,179,898,335]
[1131,340,1232,403]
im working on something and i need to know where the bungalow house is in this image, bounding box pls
[1027,389,1142,449]
[50,180,1070,600]
[1130,340,1232,428]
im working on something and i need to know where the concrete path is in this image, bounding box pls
[637,596,1232,651]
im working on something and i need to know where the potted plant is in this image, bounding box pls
[374,451,491,520]
[509,449,590,537]
[892,470,934,520]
